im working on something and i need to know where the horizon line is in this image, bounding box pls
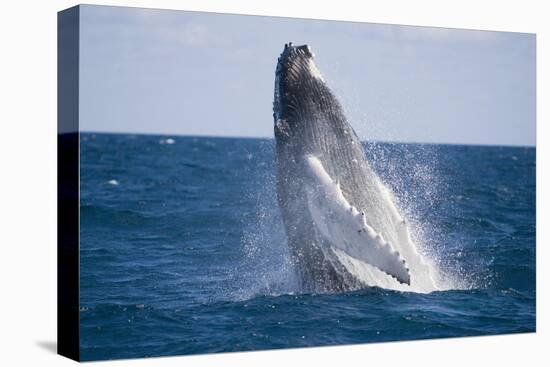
[76,130,536,149]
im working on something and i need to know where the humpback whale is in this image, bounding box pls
[273,43,437,293]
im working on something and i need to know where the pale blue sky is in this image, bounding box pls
[79,5,535,146]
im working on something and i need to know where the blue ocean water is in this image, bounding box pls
[79,133,535,361]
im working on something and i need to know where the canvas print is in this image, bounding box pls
[57,4,536,361]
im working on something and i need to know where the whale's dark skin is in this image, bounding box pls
[273,43,411,293]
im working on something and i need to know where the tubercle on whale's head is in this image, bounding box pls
[273,43,327,124]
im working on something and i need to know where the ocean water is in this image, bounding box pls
[79,133,536,361]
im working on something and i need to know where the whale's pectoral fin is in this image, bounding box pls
[304,155,411,285]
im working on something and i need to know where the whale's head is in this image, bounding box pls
[273,43,346,152]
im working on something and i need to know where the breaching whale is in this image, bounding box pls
[273,43,437,293]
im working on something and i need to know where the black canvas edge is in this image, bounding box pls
[58,5,81,362]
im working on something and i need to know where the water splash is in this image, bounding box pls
[363,142,481,292]
[229,178,300,301]
[229,141,478,300]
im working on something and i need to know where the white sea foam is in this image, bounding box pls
[159,138,176,145]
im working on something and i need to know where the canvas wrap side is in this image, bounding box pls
[58,5,80,362]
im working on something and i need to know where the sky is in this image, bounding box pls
[79,5,536,146]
